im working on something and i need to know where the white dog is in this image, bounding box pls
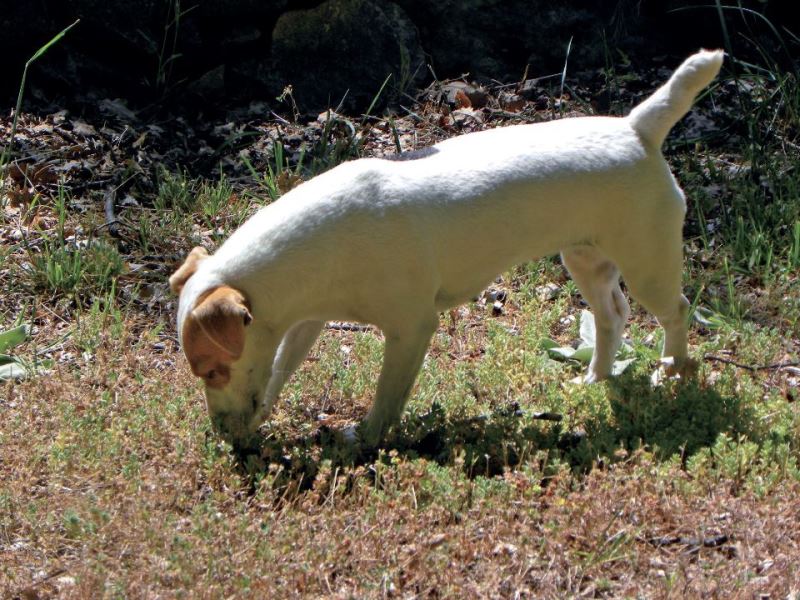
[171,50,723,447]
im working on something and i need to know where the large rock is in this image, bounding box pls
[266,0,425,112]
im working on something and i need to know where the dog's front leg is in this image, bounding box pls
[359,315,439,447]
[263,320,325,413]
[562,247,630,382]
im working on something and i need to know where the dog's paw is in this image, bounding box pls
[651,356,698,386]
[571,370,610,385]
[667,357,699,379]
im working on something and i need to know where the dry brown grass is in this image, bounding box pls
[1,303,799,598]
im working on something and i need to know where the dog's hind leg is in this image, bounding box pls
[562,246,631,382]
[359,314,439,447]
[263,320,325,412]
[614,224,694,378]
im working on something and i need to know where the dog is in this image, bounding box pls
[170,50,723,448]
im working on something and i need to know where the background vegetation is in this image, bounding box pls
[1,3,799,597]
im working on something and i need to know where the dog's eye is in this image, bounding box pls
[201,366,230,389]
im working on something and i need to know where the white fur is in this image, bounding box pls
[176,50,723,446]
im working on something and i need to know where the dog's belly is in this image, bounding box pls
[432,250,546,312]
[434,284,496,311]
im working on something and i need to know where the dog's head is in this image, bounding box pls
[171,247,274,447]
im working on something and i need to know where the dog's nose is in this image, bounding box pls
[209,410,258,448]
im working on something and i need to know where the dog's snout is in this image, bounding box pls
[209,409,255,445]
[206,390,267,449]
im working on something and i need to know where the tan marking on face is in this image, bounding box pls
[169,246,209,294]
[182,286,252,388]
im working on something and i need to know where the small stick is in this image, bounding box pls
[103,187,120,238]
[703,354,800,372]
[326,322,372,332]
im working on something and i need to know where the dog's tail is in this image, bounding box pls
[627,49,724,147]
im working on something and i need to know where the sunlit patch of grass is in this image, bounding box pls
[7,188,125,304]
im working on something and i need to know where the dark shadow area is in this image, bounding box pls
[234,372,755,494]
[4,1,797,116]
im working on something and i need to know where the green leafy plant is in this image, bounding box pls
[154,167,198,213]
[21,187,125,300]
[0,324,29,381]
[242,141,306,203]
[542,309,635,376]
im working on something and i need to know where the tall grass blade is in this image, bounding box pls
[1,19,80,170]
[362,73,393,124]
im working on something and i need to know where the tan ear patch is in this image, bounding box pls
[169,246,209,294]
[182,286,252,388]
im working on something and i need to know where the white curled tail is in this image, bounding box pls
[627,49,724,147]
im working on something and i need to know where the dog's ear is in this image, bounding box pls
[169,246,209,294]
[182,286,252,388]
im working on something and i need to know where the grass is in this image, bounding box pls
[2,31,800,598]
[1,288,798,596]
[0,19,80,175]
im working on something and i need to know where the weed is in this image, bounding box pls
[790,220,800,268]
[153,0,197,94]
[12,187,124,302]
[307,111,364,175]
[73,288,125,356]
[0,19,80,175]
[154,167,198,213]
[197,174,234,221]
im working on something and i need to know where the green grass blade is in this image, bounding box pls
[28,19,81,64]
[1,19,80,170]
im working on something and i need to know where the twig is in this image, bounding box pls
[103,187,121,238]
[703,354,800,372]
[642,534,730,549]
[326,322,373,332]
[531,411,563,422]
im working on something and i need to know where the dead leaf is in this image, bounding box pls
[71,119,97,137]
[132,132,148,149]
[454,89,472,109]
[499,92,526,113]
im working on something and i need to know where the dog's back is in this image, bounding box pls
[205,51,725,314]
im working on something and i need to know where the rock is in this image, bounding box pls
[536,282,561,301]
[197,0,288,17]
[268,0,425,112]
[4,0,785,113]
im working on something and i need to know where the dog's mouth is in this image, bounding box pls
[205,389,271,447]
[247,394,270,433]
[209,410,259,447]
